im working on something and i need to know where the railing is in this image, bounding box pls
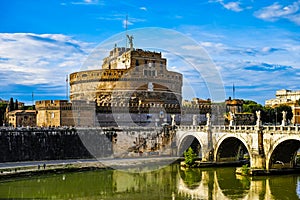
[177,125,256,132]
[177,125,300,133]
[4,124,299,134]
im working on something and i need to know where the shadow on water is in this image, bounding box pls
[0,164,300,199]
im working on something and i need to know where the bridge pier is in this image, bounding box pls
[201,125,213,162]
[250,126,266,169]
[251,154,266,169]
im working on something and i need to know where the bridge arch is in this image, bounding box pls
[266,135,300,170]
[214,134,251,163]
[177,132,204,157]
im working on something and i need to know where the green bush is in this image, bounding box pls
[184,147,197,167]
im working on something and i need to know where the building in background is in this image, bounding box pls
[265,89,300,124]
[35,100,74,127]
[225,97,244,114]
[265,89,300,107]
[7,110,36,127]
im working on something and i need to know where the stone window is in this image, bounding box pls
[152,70,156,76]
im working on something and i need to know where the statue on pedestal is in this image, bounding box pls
[171,114,176,126]
[229,112,235,126]
[127,35,134,50]
[192,115,197,126]
[281,111,287,126]
[256,110,261,127]
[206,113,211,126]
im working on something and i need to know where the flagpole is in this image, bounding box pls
[125,14,128,48]
[32,92,34,106]
[233,83,235,99]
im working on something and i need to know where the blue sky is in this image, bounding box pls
[1,0,300,105]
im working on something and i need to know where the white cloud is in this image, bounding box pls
[200,41,226,50]
[122,17,145,28]
[0,33,91,89]
[222,1,243,12]
[213,0,244,12]
[123,19,133,28]
[254,1,300,25]
[71,0,104,5]
[140,7,147,11]
[181,45,203,51]
[97,14,145,28]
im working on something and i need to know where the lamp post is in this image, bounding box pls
[138,100,142,126]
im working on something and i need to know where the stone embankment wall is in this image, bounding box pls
[0,128,108,162]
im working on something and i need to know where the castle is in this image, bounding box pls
[69,46,182,106]
[69,40,184,127]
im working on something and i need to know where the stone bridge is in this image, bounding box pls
[176,125,300,171]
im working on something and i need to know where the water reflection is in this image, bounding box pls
[178,167,250,199]
[0,165,300,199]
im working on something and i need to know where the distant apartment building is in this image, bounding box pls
[265,89,300,124]
[35,100,74,127]
[265,89,300,107]
[7,110,37,127]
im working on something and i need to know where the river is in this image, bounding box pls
[0,164,300,199]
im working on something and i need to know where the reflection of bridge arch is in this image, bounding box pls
[177,166,300,200]
[178,168,250,200]
[177,132,204,157]
[215,169,250,199]
[266,136,300,170]
[214,134,251,163]
[178,169,228,199]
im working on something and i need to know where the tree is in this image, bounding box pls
[242,100,293,124]
[0,102,7,126]
[258,105,292,124]
[243,100,263,114]
[184,147,197,167]
[9,97,14,111]
[242,100,264,124]
[14,99,18,110]
[274,105,293,124]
